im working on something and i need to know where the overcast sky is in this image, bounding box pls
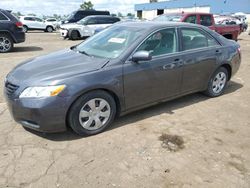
[0,0,150,16]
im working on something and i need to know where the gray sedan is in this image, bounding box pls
[4,22,241,136]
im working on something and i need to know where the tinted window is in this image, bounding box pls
[86,18,98,25]
[98,17,119,24]
[24,17,36,21]
[0,12,8,21]
[97,18,109,24]
[200,15,212,26]
[47,19,56,22]
[184,15,197,24]
[181,28,219,51]
[75,12,83,19]
[35,18,43,22]
[137,28,177,56]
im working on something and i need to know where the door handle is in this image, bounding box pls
[162,59,183,70]
[215,49,222,54]
[163,63,176,70]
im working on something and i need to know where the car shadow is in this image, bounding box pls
[12,46,43,52]
[27,81,243,141]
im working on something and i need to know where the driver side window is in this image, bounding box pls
[136,28,177,57]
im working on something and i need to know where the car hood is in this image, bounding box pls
[7,49,109,85]
[61,23,83,29]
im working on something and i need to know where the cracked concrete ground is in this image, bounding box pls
[0,31,250,188]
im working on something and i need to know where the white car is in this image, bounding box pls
[60,15,120,40]
[19,16,56,32]
[45,18,60,29]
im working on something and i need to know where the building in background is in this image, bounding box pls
[135,0,250,20]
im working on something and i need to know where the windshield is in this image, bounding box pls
[66,11,76,20]
[154,14,182,22]
[74,25,143,59]
[77,17,87,25]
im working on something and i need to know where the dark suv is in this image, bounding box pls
[0,9,25,53]
[62,10,110,24]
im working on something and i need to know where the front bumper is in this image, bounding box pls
[5,94,71,133]
[59,29,68,38]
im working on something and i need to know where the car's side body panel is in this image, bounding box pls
[4,22,241,133]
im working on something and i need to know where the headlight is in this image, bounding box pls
[19,85,66,98]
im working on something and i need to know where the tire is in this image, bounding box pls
[46,26,53,32]
[69,30,80,40]
[23,25,28,33]
[0,34,14,53]
[204,67,228,97]
[68,90,116,136]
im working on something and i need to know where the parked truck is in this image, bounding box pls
[154,12,241,41]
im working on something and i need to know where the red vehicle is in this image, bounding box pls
[154,12,241,41]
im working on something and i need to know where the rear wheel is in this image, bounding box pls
[69,30,80,40]
[204,67,228,97]
[68,90,116,136]
[0,34,13,53]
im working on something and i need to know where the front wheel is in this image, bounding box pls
[23,25,28,33]
[69,30,80,40]
[68,90,116,136]
[204,67,228,97]
[46,26,53,32]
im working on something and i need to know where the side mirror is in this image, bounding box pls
[131,51,152,62]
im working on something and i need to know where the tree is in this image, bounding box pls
[80,1,94,10]
[117,12,123,17]
[110,13,117,17]
[150,0,158,2]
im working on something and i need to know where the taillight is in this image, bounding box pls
[237,47,241,60]
[237,47,241,53]
[15,22,23,28]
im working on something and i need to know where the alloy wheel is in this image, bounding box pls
[0,36,11,52]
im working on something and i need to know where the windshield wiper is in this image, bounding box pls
[78,50,90,56]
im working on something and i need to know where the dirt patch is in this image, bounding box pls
[228,161,247,175]
[159,133,185,151]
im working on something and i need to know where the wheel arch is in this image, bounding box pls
[220,63,232,81]
[65,88,122,128]
[0,30,15,42]
[69,29,81,39]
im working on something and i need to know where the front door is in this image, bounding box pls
[123,28,183,110]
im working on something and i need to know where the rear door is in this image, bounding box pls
[24,17,37,28]
[123,28,184,109]
[179,27,222,93]
[34,17,46,29]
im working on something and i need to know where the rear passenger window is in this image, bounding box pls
[181,28,219,51]
[200,15,212,26]
[0,12,8,21]
[184,15,197,24]
[136,28,177,56]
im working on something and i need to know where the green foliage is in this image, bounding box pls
[80,1,94,10]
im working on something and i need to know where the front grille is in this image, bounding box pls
[5,81,19,97]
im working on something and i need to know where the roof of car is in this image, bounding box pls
[84,15,119,19]
[117,21,204,29]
